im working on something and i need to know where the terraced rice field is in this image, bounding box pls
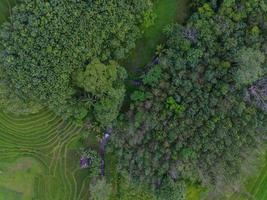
[0,110,90,200]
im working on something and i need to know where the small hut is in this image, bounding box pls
[80,157,91,169]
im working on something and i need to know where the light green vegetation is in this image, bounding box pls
[0,158,42,200]
[186,186,206,200]
[123,0,190,74]
[228,152,267,200]
[0,0,16,24]
[0,110,91,200]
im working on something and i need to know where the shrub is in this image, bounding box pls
[89,178,112,200]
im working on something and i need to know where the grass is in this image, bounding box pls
[0,187,22,200]
[186,185,207,200]
[227,151,267,200]
[0,110,91,200]
[123,0,190,75]
[0,158,42,200]
[248,153,267,200]
[0,0,16,24]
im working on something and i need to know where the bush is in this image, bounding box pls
[81,148,101,177]
[143,66,162,86]
[157,178,186,200]
[89,178,112,200]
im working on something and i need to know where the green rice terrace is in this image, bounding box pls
[0,110,89,200]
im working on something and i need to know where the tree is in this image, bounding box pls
[0,69,41,114]
[157,178,186,200]
[235,48,265,86]
[94,88,126,127]
[73,59,127,126]
[143,66,162,86]
[74,59,126,96]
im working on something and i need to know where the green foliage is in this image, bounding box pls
[0,69,42,114]
[94,88,125,127]
[157,178,186,200]
[73,59,127,126]
[131,91,147,102]
[166,96,185,115]
[143,66,162,86]
[0,83,41,114]
[198,3,214,17]
[110,0,267,193]
[235,48,265,86]
[81,148,101,177]
[0,0,151,124]
[124,0,189,71]
[74,59,126,95]
[89,178,112,200]
[142,4,156,29]
[115,172,156,200]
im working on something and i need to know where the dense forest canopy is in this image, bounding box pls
[109,0,267,197]
[0,0,152,125]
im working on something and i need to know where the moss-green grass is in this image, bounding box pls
[186,185,207,200]
[227,152,267,200]
[0,0,17,24]
[0,158,42,200]
[248,153,267,200]
[0,110,91,200]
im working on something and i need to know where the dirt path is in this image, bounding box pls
[99,128,112,176]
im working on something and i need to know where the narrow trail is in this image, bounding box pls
[99,128,112,176]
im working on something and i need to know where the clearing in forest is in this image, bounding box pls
[0,0,16,24]
[123,0,190,74]
[228,151,267,200]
